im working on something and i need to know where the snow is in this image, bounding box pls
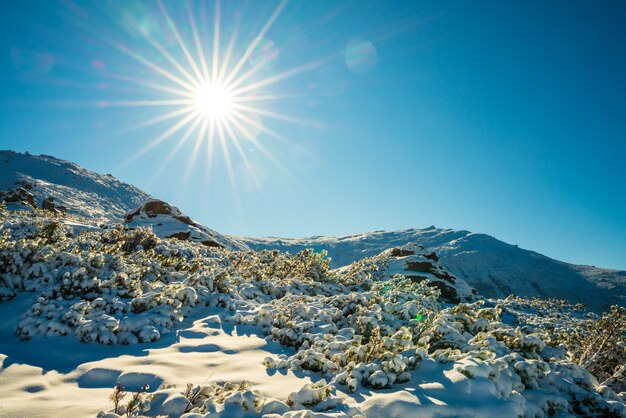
[240,228,626,312]
[2,151,626,416]
[2,150,624,311]
[0,150,150,220]
[0,300,311,417]
[1,210,625,417]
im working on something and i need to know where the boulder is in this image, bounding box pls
[381,243,477,303]
[41,197,57,213]
[0,186,37,209]
[124,199,249,251]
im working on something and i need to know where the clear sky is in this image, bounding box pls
[1,0,625,269]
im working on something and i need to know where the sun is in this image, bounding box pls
[193,82,233,120]
[101,0,321,190]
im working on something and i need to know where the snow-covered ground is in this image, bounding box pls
[1,210,625,417]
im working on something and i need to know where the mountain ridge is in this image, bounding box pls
[1,150,623,311]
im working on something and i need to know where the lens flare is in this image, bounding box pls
[94,0,324,199]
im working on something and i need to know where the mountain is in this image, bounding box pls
[240,229,626,312]
[1,150,624,311]
[0,150,149,220]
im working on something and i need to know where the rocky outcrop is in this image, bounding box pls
[0,186,37,209]
[381,243,477,304]
[124,199,249,251]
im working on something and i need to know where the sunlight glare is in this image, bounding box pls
[194,82,232,120]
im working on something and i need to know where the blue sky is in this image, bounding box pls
[1,0,625,269]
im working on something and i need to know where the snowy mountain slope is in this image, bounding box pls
[239,228,626,312]
[2,150,623,311]
[0,150,150,220]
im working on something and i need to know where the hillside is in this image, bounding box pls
[0,150,150,220]
[1,151,626,417]
[241,229,626,312]
[1,150,624,311]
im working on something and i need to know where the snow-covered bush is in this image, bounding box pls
[101,224,158,252]
[99,379,357,417]
[2,210,626,417]
[498,295,626,393]
[567,305,626,391]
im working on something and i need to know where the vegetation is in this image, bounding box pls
[1,209,625,416]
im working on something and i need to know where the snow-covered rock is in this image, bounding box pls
[381,243,477,303]
[0,185,37,210]
[124,199,249,251]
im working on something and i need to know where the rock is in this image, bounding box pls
[424,252,439,262]
[168,231,191,240]
[124,199,249,251]
[405,260,434,273]
[389,247,417,257]
[201,240,222,248]
[142,200,173,217]
[382,244,477,303]
[41,197,58,213]
[1,187,37,209]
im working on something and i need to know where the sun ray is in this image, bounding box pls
[150,115,204,183]
[181,116,210,190]
[97,99,195,107]
[217,22,239,85]
[228,60,321,97]
[204,118,217,186]
[188,3,210,83]
[226,113,291,172]
[119,110,199,170]
[211,0,221,84]
[97,70,196,98]
[113,105,196,136]
[157,0,204,83]
[229,109,288,143]
[222,118,262,189]
[222,0,287,87]
[230,93,304,103]
[142,35,200,87]
[230,103,309,125]
[106,37,197,92]
[216,119,240,207]
[223,55,277,94]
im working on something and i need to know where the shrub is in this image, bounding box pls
[568,305,626,391]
